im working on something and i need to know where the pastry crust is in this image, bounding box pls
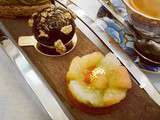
[67,88,111,114]
[0,3,51,18]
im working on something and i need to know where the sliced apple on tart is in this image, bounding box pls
[66,52,132,110]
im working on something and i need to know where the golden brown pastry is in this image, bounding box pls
[0,0,51,18]
[66,52,132,113]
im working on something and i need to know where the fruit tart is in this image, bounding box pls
[66,52,132,113]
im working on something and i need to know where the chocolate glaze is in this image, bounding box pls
[31,6,76,47]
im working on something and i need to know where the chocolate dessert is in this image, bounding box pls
[30,6,76,46]
[29,5,76,56]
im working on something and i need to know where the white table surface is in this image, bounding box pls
[0,47,51,120]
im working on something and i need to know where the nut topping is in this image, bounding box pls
[39,30,48,38]
[54,39,66,54]
[61,25,73,35]
[64,12,72,19]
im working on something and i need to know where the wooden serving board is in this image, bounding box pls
[1,19,160,120]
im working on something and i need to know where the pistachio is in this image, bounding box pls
[61,25,73,35]
[64,12,72,19]
[39,30,48,38]
[54,39,66,54]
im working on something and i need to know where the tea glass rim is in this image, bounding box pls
[122,0,160,21]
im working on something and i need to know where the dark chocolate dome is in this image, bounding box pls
[31,6,76,46]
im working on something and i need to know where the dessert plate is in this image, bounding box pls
[97,0,160,73]
[18,33,77,57]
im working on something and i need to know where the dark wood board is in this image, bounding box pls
[1,19,160,120]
